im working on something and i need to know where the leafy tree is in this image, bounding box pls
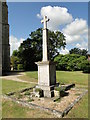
[12,50,18,56]
[81,49,88,56]
[54,54,87,71]
[48,30,66,59]
[11,55,20,70]
[29,28,66,60]
[81,60,90,73]
[69,48,88,56]
[16,28,66,71]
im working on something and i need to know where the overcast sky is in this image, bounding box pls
[7,2,88,55]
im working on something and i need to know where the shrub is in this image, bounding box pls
[55,86,66,97]
[81,60,90,73]
[54,54,87,71]
[17,64,24,71]
[35,88,43,97]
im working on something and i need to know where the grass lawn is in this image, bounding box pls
[19,71,88,86]
[2,99,55,118]
[2,71,88,118]
[2,79,35,94]
[65,93,88,118]
[2,79,55,118]
[18,71,38,83]
[56,71,88,86]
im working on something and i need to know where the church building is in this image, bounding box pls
[2,2,10,74]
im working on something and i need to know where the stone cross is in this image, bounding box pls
[35,16,56,98]
[41,16,50,29]
[41,16,50,61]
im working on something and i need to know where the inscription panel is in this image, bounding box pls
[38,65,49,86]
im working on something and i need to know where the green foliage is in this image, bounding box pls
[35,88,42,92]
[12,50,18,56]
[55,86,68,97]
[54,54,88,72]
[55,86,65,91]
[17,64,24,71]
[17,94,23,99]
[11,56,20,70]
[35,88,43,97]
[81,60,90,73]
[11,28,66,71]
[55,87,61,91]
[69,48,88,56]
[48,30,66,59]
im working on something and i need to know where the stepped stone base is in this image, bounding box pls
[36,85,55,98]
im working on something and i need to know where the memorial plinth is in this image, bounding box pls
[35,61,56,97]
[35,16,56,98]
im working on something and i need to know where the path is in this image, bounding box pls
[0,72,37,84]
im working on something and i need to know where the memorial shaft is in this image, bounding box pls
[43,28,48,61]
[41,16,49,61]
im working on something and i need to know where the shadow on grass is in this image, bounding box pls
[2,71,24,76]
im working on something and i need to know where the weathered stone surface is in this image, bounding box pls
[0,45,2,76]
[54,90,60,97]
[41,16,49,62]
[36,61,56,86]
[35,85,54,97]
[64,84,75,91]
[36,84,54,91]
[35,16,56,98]
[44,90,54,97]
[2,2,10,74]
[0,2,2,76]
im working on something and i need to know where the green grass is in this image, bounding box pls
[20,71,88,86]
[56,71,88,85]
[2,79,55,118]
[2,71,88,118]
[25,71,38,79]
[66,93,88,118]
[2,79,35,94]
[2,99,55,118]
[18,71,38,83]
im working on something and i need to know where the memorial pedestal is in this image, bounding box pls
[35,61,56,97]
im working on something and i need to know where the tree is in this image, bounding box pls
[48,30,66,59]
[69,48,88,56]
[29,28,66,60]
[81,49,88,56]
[11,55,20,70]
[81,60,90,73]
[12,50,18,56]
[54,54,87,71]
[16,28,66,71]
